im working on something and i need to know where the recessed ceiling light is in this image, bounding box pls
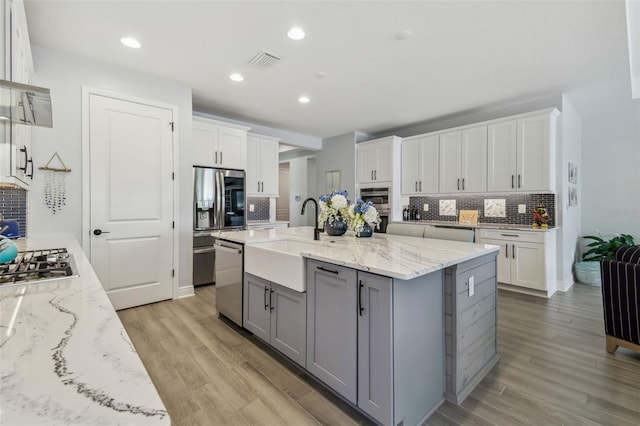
[120,37,141,48]
[298,96,310,104]
[287,27,305,40]
[229,73,244,82]
[394,30,412,41]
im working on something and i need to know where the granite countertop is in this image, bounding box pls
[217,226,499,280]
[392,220,559,232]
[0,237,169,425]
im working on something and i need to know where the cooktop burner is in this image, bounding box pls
[0,248,79,286]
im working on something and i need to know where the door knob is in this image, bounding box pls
[93,229,110,235]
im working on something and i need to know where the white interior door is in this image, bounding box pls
[89,93,174,310]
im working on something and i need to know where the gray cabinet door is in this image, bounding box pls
[306,260,358,404]
[358,272,393,425]
[270,283,307,367]
[243,273,270,342]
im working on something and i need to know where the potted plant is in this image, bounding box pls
[575,231,636,286]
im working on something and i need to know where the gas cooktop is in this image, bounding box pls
[0,248,79,287]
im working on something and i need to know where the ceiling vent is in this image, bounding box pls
[248,50,281,69]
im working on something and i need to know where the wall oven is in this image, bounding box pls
[359,187,390,233]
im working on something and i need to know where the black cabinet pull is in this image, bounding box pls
[505,244,509,258]
[457,178,460,190]
[512,244,516,259]
[358,280,364,316]
[371,170,374,180]
[317,266,339,274]
[220,152,223,164]
[518,175,521,188]
[27,158,34,179]
[19,146,28,172]
[462,178,465,190]
[415,181,417,192]
[374,170,377,180]
[264,286,269,310]
[269,289,274,311]
[419,181,422,192]
[511,175,515,188]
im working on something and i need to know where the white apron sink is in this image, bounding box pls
[245,239,322,292]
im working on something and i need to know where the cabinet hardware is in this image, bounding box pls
[19,146,28,172]
[264,286,269,310]
[215,151,218,164]
[505,244,509,258]
[220,152,223,164]
[93,229,110,236]
[501,234,519,237]
[457,178,460,190]
[415,181,418,192]
[257,182,260,192]
[27,159,33,179]
[269,289,274,311]
[462,178,465,190]
[511,175,515,189]
[317,266,339,274]
[371,170,374,180]
[512,244,516,259]
[374,170,377,180]
[518,174,521,188]
[358,280,364,316]
[419,181,422,192]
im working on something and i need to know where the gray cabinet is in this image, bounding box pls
[306,260,358,404]
[243,273,306,367]
[443,253,499,404]
[357,272,393,426]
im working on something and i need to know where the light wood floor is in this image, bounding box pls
[118,283,640,426]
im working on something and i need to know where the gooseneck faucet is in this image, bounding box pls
[301,197,321,241]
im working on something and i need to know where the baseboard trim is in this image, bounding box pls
[177,285,195,299]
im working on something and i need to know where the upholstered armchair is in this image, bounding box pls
[600,245,640,354]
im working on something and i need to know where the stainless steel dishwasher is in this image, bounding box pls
[214,238,244,327]
[193,233,215,286]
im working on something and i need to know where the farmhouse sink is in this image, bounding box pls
[245,239,322,292]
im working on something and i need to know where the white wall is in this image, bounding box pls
[581,101,640,242]
[556,96,582,290]
[28,46,194,293]
[316,132,356,200]
[287,157,311,227]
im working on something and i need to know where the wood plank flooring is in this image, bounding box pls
[118,283,640,426]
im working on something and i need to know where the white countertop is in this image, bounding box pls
[216,227,499,280]
[0,237,169,425]
[392,220,558,232]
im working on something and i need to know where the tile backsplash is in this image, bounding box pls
[0,186,28,237]
[408,193,556,227]
[246,197,270,221]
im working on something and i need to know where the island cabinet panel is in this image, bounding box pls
[306,260,358,404]
[443,253,499,404]
[358,272,393,426]
[243,273,307,367]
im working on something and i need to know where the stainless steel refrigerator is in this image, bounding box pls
[193,167,246,232]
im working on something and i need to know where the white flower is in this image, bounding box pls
[331,194,348,209]
[347,204,356,218]
[364,206,379,225]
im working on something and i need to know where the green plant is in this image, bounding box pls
[582,232,636,261]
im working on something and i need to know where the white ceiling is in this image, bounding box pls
[24,0,633,139]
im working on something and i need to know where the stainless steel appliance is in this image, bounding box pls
[194,167,246,231]
[214,239,244,326]
[0,248,78,286]
[193,233,215,286]
[193,167,245,287]
[359,187,390,233]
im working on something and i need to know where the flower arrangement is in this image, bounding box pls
[318,190,350,225]
[346,199,381,235]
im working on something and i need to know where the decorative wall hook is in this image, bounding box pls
[39,151,71,172]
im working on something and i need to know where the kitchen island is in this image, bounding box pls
[0,237,169,425]
[218,227,500,426]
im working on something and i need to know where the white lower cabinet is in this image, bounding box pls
[478,229,557,296]
[243,273,306,367]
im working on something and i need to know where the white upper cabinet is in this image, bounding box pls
[357,136,399,184]
[1,0,34,189]
[247,133,280,197]
[439,126,487,193]
[192,116,249,170]
[487,111,557,192]
[401,134,439,195]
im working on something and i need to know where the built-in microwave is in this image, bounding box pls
[359,187,390,233]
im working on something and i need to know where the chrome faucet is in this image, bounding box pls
[301,197,321,241]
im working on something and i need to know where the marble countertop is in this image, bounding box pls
[0,237,169,425]
[216,227,499,280]
[392,220,558,232]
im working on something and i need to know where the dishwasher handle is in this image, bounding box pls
[214,243,243,254]
[193,247,216,254]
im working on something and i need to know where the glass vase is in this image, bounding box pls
[325,218,347,236]
[356,223,373,238]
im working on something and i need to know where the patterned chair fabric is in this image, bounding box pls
[600,245,640,353]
